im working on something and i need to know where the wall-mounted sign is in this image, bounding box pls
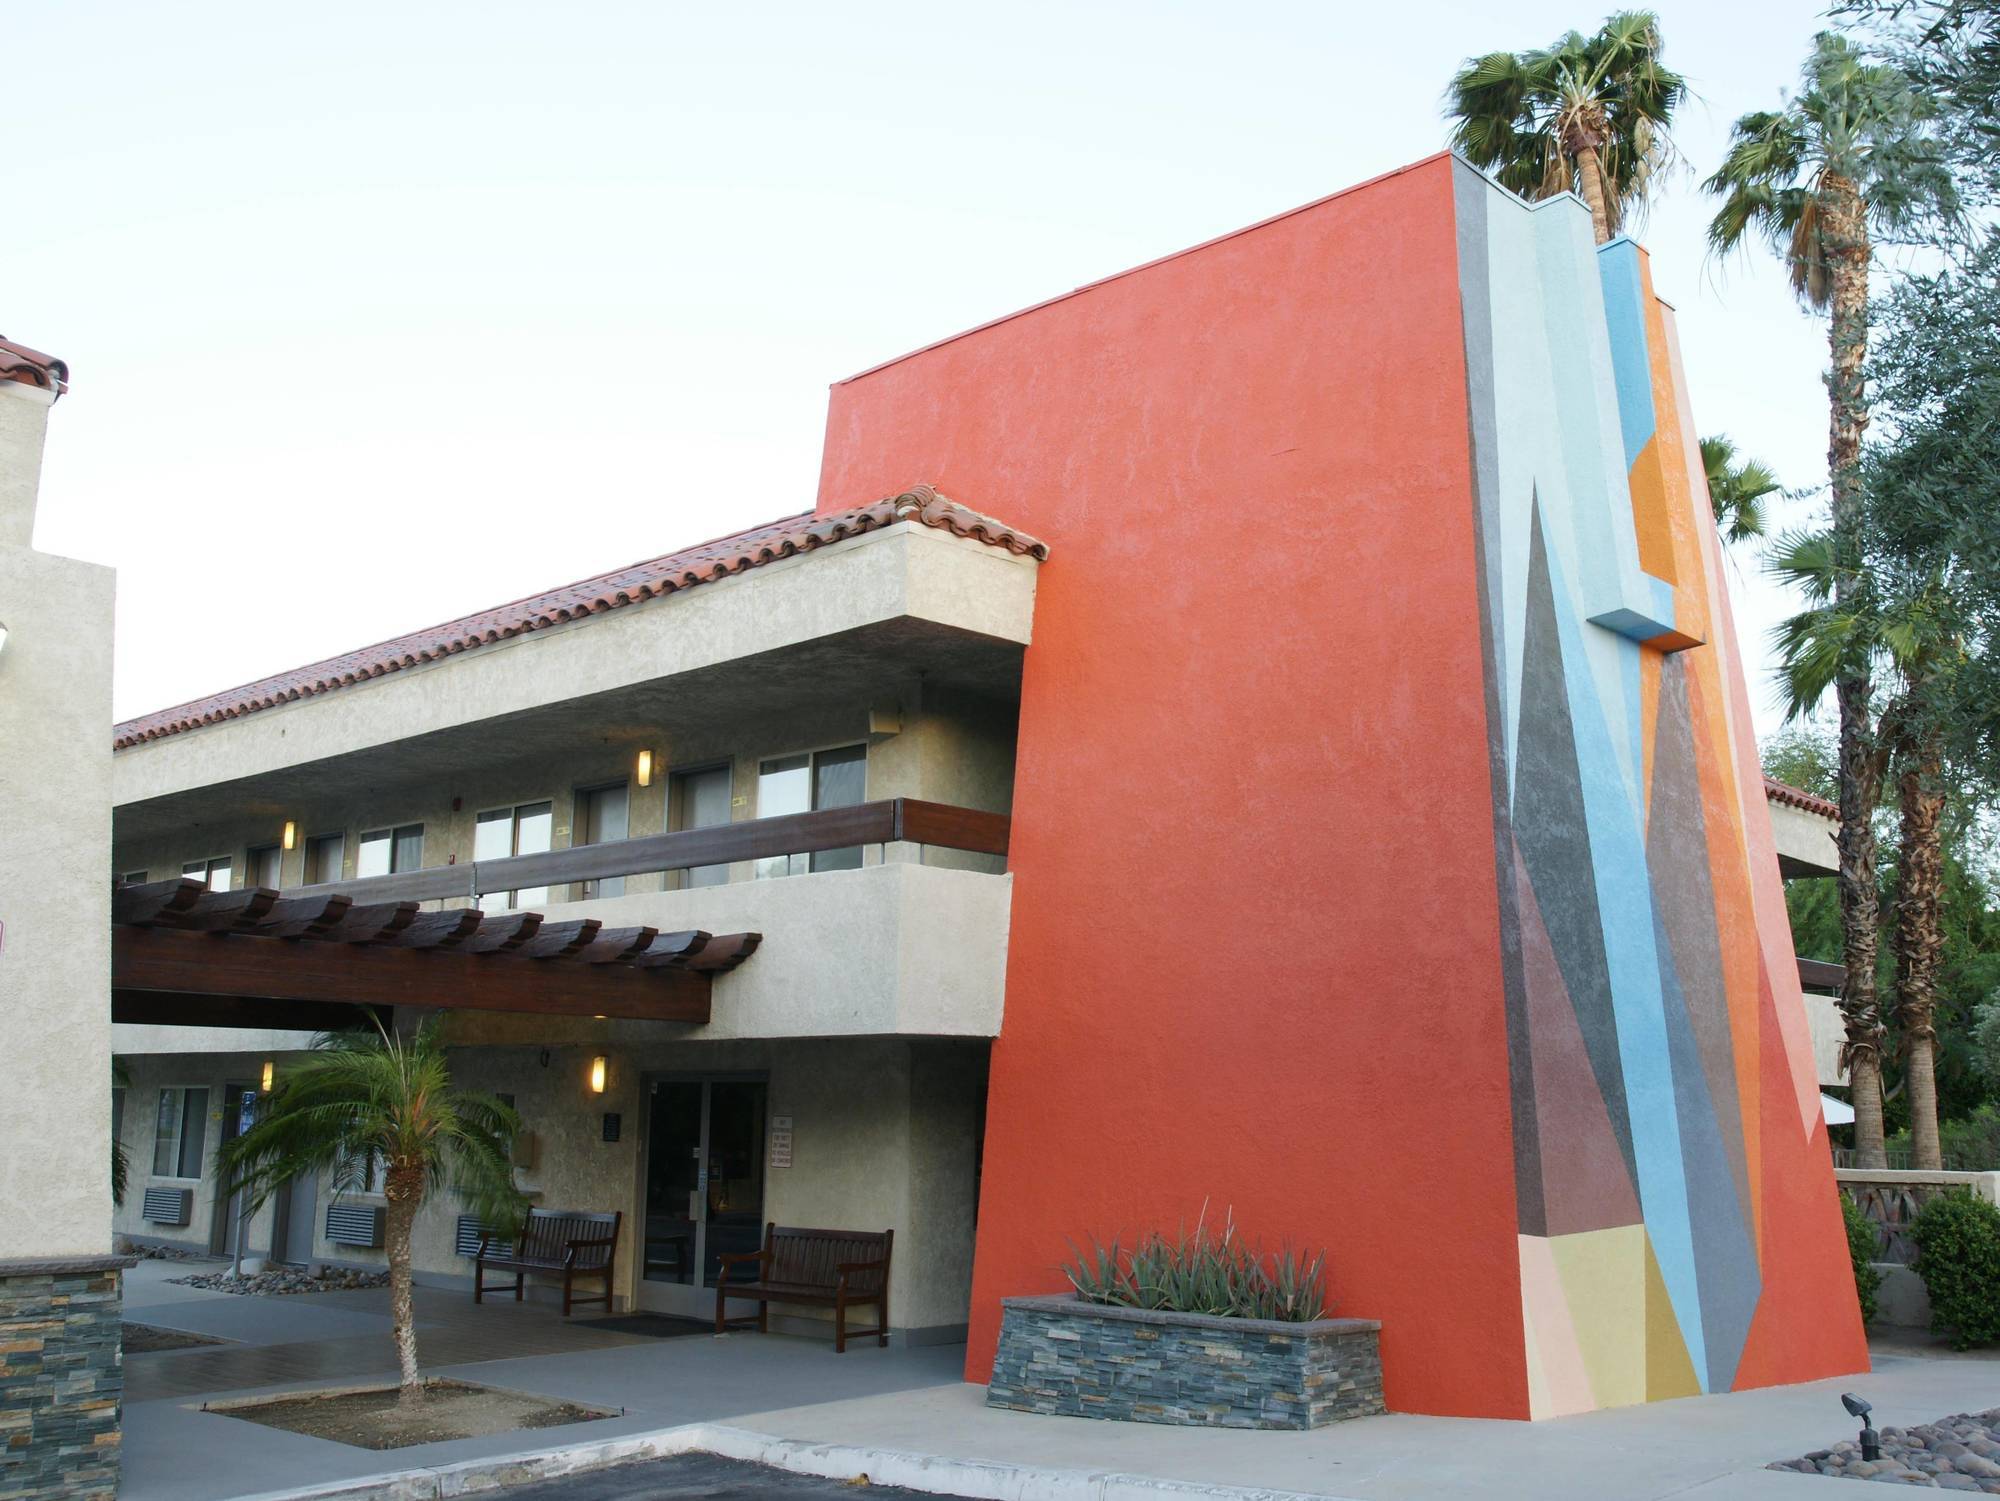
[601,1112,621,1143]
[769,1115,793,1169]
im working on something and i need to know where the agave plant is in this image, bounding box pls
[1062,1203,1329,1323]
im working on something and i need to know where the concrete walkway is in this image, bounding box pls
[118,1261,2000,1501]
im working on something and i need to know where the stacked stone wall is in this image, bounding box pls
[0,1258,129,1501]
[987,1294,1383,1430]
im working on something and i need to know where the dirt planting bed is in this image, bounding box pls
[210,1378,616,1449]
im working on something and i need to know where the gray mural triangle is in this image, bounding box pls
[1512,494,1638,1190]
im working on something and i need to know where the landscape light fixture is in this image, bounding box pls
[589,1055,607,1094]
[635,749,654,788]
[281,821,297,852]
[1841,1393,1880,1461]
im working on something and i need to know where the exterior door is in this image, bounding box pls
[637,1075,767,1317]
[275,1167,319,1264]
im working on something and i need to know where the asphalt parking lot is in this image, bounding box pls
[495,1452,939,1499]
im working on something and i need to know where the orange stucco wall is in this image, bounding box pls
[815,154,1530,1418]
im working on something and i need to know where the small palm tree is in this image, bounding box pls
[111,1058,131,1208]
[1700,434,1779,544]
[1771,528,1967,1171]
[1446,11,1687,244]
[1708,31,1956,1169]
[218,1018,522,1404]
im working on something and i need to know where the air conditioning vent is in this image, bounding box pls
[141,1187,192,1226]
[455,1215,516,1259]
[324,1203,384,1248]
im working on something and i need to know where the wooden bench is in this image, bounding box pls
[474,1208,620,1317]
[715,1223,893,1352]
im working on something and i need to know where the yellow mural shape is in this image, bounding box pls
[1644,1232,1702,1401]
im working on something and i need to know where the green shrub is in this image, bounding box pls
[1840,1192,1883,1326]
[1062,1205,1327,1322]
[1911,1189,2000,1350]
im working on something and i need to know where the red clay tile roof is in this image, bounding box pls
[113,486,1045,750]
[1764,776,1839,821]
[0,337,68,398]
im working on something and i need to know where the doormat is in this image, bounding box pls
[576,1313,715,1339]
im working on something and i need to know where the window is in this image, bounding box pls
[356,824,423,880]
[474,802,553,910]
[304,832,345,885]
[756,744,865,878]
[181,857,231,891]
[574,782,630,900]
[118,869,147,885]
[247,843,281,891]
[336,1147,386,1194]
[151,1086,209,1179]
[669,764,732,888]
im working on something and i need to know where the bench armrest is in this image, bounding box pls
[836,1256,891,1291]
[565,1232,619,1250]
[716,1248,771,1275]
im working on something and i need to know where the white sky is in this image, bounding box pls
[8,0,1846,731]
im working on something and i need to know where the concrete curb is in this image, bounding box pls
[222,1421,1354,1501]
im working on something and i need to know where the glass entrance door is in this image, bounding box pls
[638,1076,767,1316]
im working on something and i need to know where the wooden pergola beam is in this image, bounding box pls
[114,925,712,1023]
[113,989,389,1033]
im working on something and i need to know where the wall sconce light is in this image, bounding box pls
[588,1056,607,1094]
[635,749,654,788]
[281,821,297,852]
[260,1060,275,1093]
[0,621,9,658]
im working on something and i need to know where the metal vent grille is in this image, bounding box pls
[141,1186,192,1226]
[455,1216,514,1258]
[324,1203,384,1248]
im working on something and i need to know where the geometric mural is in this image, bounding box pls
[815,148,1869,1419]
[1455,157,1861,1415]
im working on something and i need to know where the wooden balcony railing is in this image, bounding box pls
[291,798,1010,907]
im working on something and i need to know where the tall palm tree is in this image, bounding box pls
[1771,529,1965,1170]
[218,1018,521,1404]
[1707,31,1956,1168]
[1700,434,1779,544]
[1446,11,1687,244]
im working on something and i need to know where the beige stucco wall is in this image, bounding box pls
[1770,799,1839,878]
[113,523,1038,808]
[1802,992,1847,1089]
[116,1038,987,1338]
[434,863,1011,1043]
[0,383,115,1261]
[112,1052,282,1258]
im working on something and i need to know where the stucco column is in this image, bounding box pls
[0,379,54,549]
[0,347,128,1501]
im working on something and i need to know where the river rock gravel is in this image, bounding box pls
[170,1266,390,1296]
[1770,1409,2000,1489]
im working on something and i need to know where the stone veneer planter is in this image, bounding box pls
[987,1294,1384,1430]
[0,1254,134,1501]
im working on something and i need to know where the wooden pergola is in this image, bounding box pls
[112,878,759,1030]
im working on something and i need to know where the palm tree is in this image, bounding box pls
[1446,11,1687,244]
[1701,434,1779,543]
[1707,31,1956,1167]
[1771,528,1965,1170]
[218,1018,521,1404]
[111,1058,130,1208]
